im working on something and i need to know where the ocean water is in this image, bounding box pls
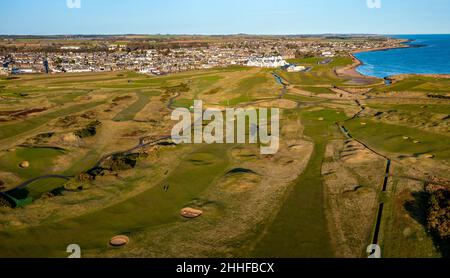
[355,34,450,78]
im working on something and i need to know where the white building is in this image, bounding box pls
[139,67,156,74]
[321,51,335,58]
[61,46,81,50]
[286,65,306,72]
[246,56,288,68]
[66,68,92,73]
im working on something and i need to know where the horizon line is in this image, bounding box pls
[1,33,450,37]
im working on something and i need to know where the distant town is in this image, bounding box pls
[0,35,403,75]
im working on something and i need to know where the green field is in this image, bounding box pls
[344,119,450,159]
[0,144,232,257]
[372,76,450,93]
[0,147,66,181]
[278,56,353,86]
[298,86,334,95]
[0,56,449,258]
[0,101,105,140]
[252,109,347,257]
[366,103,450,115]
[113,91,160,121]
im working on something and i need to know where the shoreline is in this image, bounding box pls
[347,38,450,81]
[337,39,411,80]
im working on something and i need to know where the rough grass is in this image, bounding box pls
[344,119,450,159]
[300,86,334,95]
[0,59,448,259]
[113,91,160,122]
[381,178,441,258]
[171,98,194,109]
[0,144,232,257]
[366,103,450,115]
[275,57,353,86]
[9,177,67,200]
[373,76,450,93]
[252,109,347,257]
[0,101,105,140]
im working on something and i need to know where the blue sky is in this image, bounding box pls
[1,0,449,35]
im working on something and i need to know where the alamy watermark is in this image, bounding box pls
[367,0,381,9]
[67,0,81,9]
[171,100,280,155]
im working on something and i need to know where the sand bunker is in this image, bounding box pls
[110,235,130,247]
[180,207,203,218]
[19,161,30,168]
[219,170,262,193]
[62,133,79,143]
[340,144,375,164]
[226,168,257,176]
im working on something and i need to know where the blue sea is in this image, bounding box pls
[355,34,450,78]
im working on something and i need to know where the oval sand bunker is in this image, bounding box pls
[180,207,203,219]
[110,235,130,247]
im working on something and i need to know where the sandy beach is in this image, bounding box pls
[337,39,411,82]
